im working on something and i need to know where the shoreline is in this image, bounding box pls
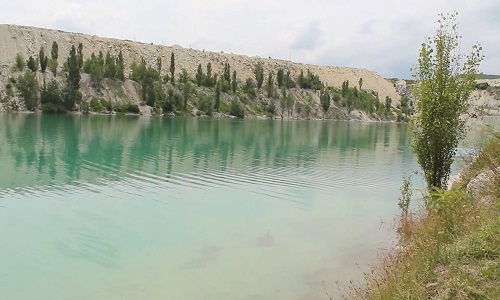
[0,109,406,123]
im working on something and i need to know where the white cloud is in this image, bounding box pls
[1,0,499,78]
[290,22,323,50]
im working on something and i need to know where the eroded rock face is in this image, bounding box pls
[395,79,412,100]
[0,24,401,106]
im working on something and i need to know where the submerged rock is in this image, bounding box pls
[256,231,274,247]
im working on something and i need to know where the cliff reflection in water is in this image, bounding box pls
[0,114,412,192]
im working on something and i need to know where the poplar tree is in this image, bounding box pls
[67,45,81,89]
[231,71,237,93]
[51,41,59,60]
[320,89,331,118]
[266,72,273,97]
[27,56,37,72]
[77,43,84,69]
[205,62,213,87]
[196,63,204,87]
[411,12,483,191]
[157,56,162,76]
[39,46,48,73]
[104,51,116,78]
[49,41,59,75]
[182,81,191,110]
[215,80,221,112]
[117,50,125,81]
[253,62,264,89]
[223,63,231,84]
[169,53,175,83]
[276,69,284,88]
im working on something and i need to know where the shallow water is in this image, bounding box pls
[0,115,422,299]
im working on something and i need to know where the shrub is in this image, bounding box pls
[332,92,341,103]
[15,53,25,71]
[60,87,82,111]
[475,82,489,90]
[221,79,230,92]
[81,101,90,114]
[40,80,63,109]
[297,69,323,90]
[219,101,229,114]
[89,97,104,112]
[126,103,140,114]
[239,94,249,105]
[100,99,112,112]
[229,98,245,118]
[198,95,214,116]
[16,72,39,110]
[41,103,66,114]
[114,103,140,114]
[48,59,58,76]
[163,87,182,112]
[266,101,276,115]
[243,78,256,97]
[26,56,38,72]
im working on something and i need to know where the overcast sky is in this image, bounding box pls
[1,0,499,78]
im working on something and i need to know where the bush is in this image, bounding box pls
[26,56,37,72]
[114,103,140,114]
[60,87,82,111]
[297,69,324,90]
[15,53,25,71]
[332,92,341,103]
[219,101,229,114]
[5,79,15,97]
[100,99,112,111]
[48,59,58,76]
[475,82,489,90]
[162,87,182,112]
[89,97,104,112]
[229,98,245,118]
[41,103,67,114]
[127,103,140,114]
[40,80,62,105]
[266,101,276,115]
[16,72,39,111]
[243,78,256,97]
[198,95,214,116]
[0,95,7,107]
[239,94,249,105]
[221,80,230,92]
[81,101,90,114]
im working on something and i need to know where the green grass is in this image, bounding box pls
[345,134,500,299]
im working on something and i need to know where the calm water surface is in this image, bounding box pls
[0,115,422,299]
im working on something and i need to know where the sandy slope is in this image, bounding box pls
[0,24,400,105]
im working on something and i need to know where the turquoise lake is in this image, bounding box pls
[0,114,454,299]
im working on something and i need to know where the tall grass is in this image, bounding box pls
[345,133,500,299]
